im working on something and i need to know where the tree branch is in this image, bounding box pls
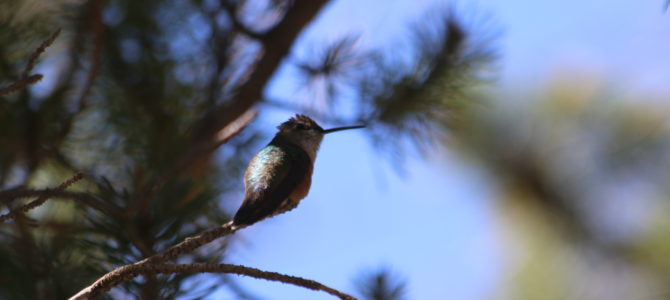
[0,188,122,217]
[142,109,257,211]
[69,221,245,299]
[21,28,62,79]
[0,172,84,222]
[195,0,329,142]
[82,263,358,300]
[0,74,43,96]
[0,28,60,95]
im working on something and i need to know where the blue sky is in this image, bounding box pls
[218,1,670,299]
[487,0,670,95]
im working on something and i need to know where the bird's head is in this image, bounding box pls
[276,114,365,159]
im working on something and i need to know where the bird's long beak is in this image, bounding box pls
[323,124,366,134]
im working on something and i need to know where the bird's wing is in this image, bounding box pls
[233,143,310,225]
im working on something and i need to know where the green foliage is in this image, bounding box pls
[293,10,495,162]
[453,80,670,300]
[0,0,493,299]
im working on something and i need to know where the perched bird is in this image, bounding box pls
[232,114,365,226]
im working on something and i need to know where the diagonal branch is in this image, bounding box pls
[0,74,43,96]
[82,263,358,300]
[136,109,257,213]
[69,221,245,299]
[195,0,329,142]
[0,172,84,222]
[0,28,61,96]
[21,28,62,79]
[0,188,122,217]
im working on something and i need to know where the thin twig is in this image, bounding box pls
[76,263,358,300]
[1,28,61,96]
[21,28,62,79]
[0,74,43,96]
[0,188,122,217]
[214,109,257,147]
[0,172,84,222]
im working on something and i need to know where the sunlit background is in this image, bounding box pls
[2,0,670,299]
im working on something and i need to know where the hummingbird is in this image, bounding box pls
[232,114,365,226]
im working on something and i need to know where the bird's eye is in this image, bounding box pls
[296,124,307,130]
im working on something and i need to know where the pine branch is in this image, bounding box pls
[0,74,43,96]
[0,172,83,222]
[69,221,242,299]
[141,109,257,211]
[21,28,62,79]
[195,0,329,142]
[0,188,122,217]
[73,263,358,300]
[0,28,61,96]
